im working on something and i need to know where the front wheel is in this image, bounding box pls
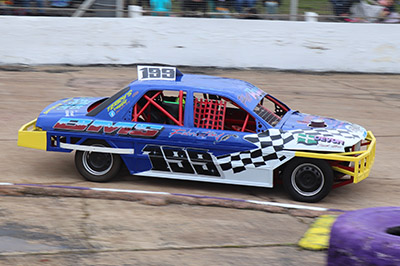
[75,143,121,182]
[282,158,333,203]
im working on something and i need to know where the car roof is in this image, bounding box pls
[130,74,266,109]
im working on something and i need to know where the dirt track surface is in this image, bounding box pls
[1,66,400,265]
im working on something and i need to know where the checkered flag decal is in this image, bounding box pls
[217,129,294,174]
[289,128,360,139]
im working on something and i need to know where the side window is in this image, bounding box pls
[193,93,256,133]
[253,95,288,127]
[132,90,186,126]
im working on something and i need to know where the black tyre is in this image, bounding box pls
[282,158,333,203]
[75,142,121,182]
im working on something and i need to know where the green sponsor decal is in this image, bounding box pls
[297,133,318,145]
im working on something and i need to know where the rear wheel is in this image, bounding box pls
[282,158,333,203]
[75,142,121,182]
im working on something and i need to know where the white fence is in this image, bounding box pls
[0,15,399,73]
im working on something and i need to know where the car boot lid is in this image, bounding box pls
[36,97,106,130]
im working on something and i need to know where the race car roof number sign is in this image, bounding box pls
[138,66,176,81]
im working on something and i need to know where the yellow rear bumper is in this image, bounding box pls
[18,119,47,151]
[295,131,376,183]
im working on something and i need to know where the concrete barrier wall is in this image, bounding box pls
[1,16,399,73]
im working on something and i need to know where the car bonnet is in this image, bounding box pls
[35,97,106,130]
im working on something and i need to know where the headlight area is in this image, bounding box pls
[294,131,376,188]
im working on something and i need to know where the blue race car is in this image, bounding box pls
[18,66,376,202]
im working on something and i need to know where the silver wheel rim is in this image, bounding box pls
[291,163,324,197]
[82,145,113,176]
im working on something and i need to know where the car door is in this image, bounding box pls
[164,91,275,187]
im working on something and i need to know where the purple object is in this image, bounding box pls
[328,207,400,266]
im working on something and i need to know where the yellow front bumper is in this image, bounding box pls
[18,119,47,151]
[295,131,376,183]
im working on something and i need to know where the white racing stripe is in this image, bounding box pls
[91,187,170,195]
[93,187,328,211]
[60,143,134,154]
[0,182,331,212]
[247,200,328,211]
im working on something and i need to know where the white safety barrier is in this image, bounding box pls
[0,16,398,73]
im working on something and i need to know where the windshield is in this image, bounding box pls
[87,86,130,117]
[253,95,289,127]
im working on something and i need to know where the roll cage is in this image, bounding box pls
[130,89,260,132]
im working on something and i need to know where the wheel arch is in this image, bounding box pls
[79,137,131,171]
